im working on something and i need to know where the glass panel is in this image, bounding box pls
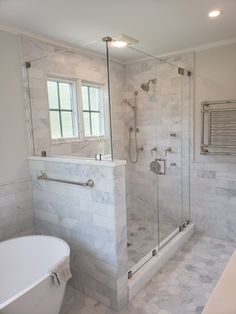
[61,111,74,138]
[82,86,89,110]
[47,81,59,109]
[59,82,72,110]
[89,86,100,111]
[109,42,190,272]
[49,111,61,139]
[83,112,91,136]
[91,112,100,136]
[182,75,191,224]
[157,64,183,244]
[109,44,160,270]
[24,36,119,159]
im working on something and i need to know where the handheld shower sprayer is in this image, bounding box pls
[124,91,140,163]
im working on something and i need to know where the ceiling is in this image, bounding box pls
[0,0,235,62]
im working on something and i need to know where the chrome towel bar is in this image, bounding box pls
[38,172,94,188]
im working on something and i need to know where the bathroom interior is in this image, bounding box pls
[0,1,236,314]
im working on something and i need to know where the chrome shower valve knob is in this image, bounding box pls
[149,159,161,174]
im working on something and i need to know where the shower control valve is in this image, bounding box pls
[129,126,139,132]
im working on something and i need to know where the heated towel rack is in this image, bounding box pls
[38,172,94,187]
[201,100,236,156]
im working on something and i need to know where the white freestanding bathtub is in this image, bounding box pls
[0,235,70,314]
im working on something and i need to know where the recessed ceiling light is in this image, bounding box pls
[208,9,221,18]
[111,40,128,48]
[110,34,139,48]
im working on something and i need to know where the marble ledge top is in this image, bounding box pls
[28,156,127,167]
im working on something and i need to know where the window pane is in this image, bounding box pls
[49,111,61,138]
[47,81,59,109]
[82,86,89,110]
[83,112,91,136]
[59,82,72,110]
[89,87,100,110]
[91,112,100,136]
[61,112,74,138]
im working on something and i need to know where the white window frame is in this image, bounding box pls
[80,81,107,140]
[46,74,108,144]
[47,76,80,143]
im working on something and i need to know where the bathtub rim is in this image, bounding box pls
[0,235,70,310]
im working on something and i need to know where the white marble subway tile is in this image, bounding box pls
[0,194,15,207]
[29,157,127,311]
[93,214,116,231]
[35,209,59,224]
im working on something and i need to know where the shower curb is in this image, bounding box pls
[128,223,195,301]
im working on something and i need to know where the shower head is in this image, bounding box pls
[141,79,156,92]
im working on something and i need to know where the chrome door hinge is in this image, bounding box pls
[25,61,31,69]
[152,249,157,256]
[179,220,190,232]
[128,271,133,279]
[178,67,191,76]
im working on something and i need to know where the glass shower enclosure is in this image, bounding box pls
[107,40,191,274]
[23,34,191,277]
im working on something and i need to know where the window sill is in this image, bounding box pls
[51,137,108,145]
[84,136,109,141]
[51,137,82,145]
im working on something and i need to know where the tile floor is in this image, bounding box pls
[60,234,235,314]
[127,214,179,269]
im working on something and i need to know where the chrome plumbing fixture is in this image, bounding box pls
[149,159,162,175]
[149,158,166,175]
[124,91,140,163]
[141,79,156,92]
[164,147,172,157]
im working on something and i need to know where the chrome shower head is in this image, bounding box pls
[141,83,150,92]
[141,79,156,92]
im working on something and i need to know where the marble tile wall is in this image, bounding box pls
[0,179,34,241]
[190,162,236,242]
[21,36,126,160]
[29,157,128,311]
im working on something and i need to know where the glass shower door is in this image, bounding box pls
[156,64,191,245]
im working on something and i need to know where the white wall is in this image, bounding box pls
[0,29,33,241]
[0,29,29,183]
[191,43,236,241]
[194,42,236,160]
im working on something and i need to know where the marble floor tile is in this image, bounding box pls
[60,234,235,314]
[127,214,178,269]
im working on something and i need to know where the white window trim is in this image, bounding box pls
[80,80,108,140]
[47,75,81,143]
[46,74,108,144]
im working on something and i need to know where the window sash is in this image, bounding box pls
[48,79,75,139]
[47,78,106,142]
[82,84,103,137]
